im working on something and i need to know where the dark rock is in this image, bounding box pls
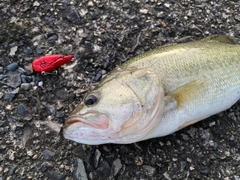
[9,42,16,47]
[0,121,4,127]
[87,152,95,169]
[64,6,81,23]
[112,159,122,176]
[25,47,33,55]
[43,150,55,160]
[94,72,102,82]
[180,161,186,172]
[17,67,26,74]
[93,161,111,178]
[8,74,21,88]
[9,165,17,175]
[142,165,156,176]
[4,88,19,101]
[74,158,88,180]
[235,15,240,21]
[0,75,6,80]
[48,35,57,45]
[43,104,55,115]
[6,62,18,71]
[21,83,31,91]
[4,93,16,101]
[19,40,24,46]
[200,167,210,175]
[41,162,54,171]
[94,149,101,168]
[55,89,68,100]
[21,75,33,83]
[17,103,30,115]
[56,111,64,118]
[36,47,43,55]
[181,133,190,141]
[46,171,65,180]
[229,140,236,147]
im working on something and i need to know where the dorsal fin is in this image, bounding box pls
[201,35,238,44]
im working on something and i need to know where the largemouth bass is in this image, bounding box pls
[64,35,240,145]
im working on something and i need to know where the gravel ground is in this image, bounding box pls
[1,0,240,179]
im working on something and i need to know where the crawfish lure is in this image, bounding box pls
[32,54,74,74]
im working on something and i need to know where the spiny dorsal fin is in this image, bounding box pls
[201,35,238,44]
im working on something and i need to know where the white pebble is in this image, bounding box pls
[38,81,43,87]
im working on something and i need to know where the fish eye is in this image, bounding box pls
[84,94,98,106]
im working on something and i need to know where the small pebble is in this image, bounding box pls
[142,165,156,176]
[75,159,88,180]
[164,2,171,8]
[56,111,64,118]
[64,6,81,23]
[94,73,102,82]
[112,159,122,176]
[4,88,19,101]
[6,62,18,71]
[235,15,240,21]
[55,89,68,100]
[200,167,210,175]
[41,162,54,171]
[88,1,94,7]
[139,9,148,14]
[48,36,56,45]
[17,103,30,115]
[8,74,21,88]
[0,67,3,73]
[21,83,31,90]
[9,46,18,56]
[38,81,43,86]
[21,75,33,83]
[33,1,40,7]
[36,47,43,55]
[27,150,33,157]
[180,161,186,172]
[46,171,65,180]
[43,149,55,160]
[0,75,6,80]
[25,47,33,55]
[94,149,101,168]
[9,165,17,175]
[0,121,4,126]
[9,42,15,47]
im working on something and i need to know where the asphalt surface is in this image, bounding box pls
[0,0,240,179]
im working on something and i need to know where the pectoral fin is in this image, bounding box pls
[167,79,208,108]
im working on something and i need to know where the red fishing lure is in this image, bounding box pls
[32,54,74,74]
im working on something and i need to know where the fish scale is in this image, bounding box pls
[64,36,240,145]
[125,42,240,92]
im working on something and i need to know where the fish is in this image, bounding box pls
[64,35,240,145]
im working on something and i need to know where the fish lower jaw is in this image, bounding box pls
[65,114,110,130]
[64,126,120,145]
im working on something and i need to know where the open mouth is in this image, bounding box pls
[65,114,110,130]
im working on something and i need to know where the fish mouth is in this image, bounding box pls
[64,113,120,144]
[65,113,110,130]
